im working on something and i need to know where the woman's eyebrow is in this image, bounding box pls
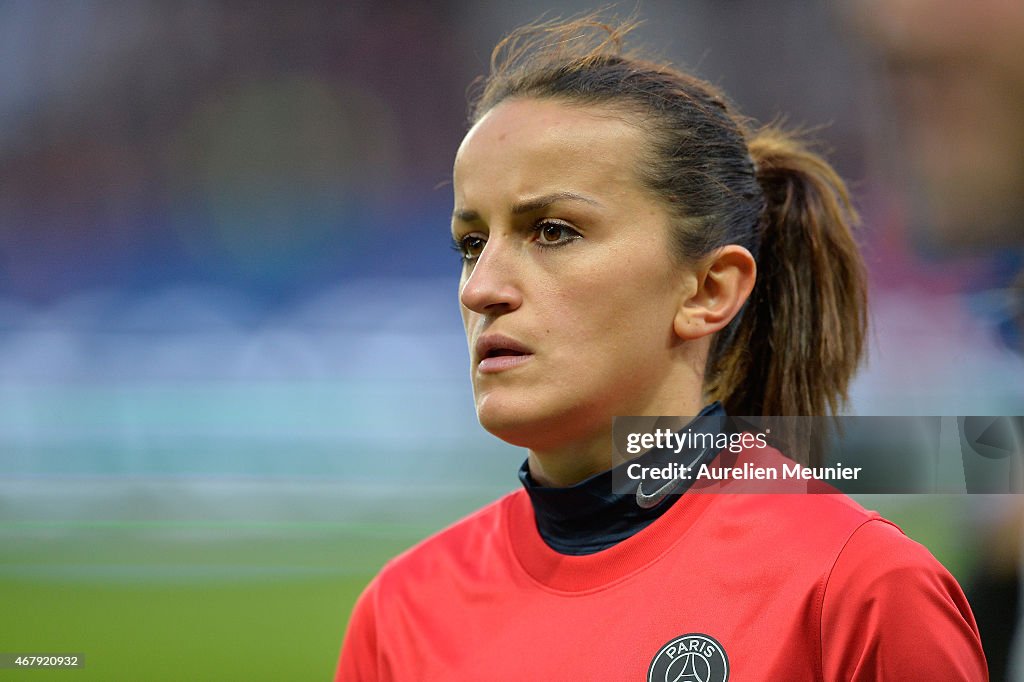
[511,191,601,214]
[452,208,479,223]
[452,191,602,224]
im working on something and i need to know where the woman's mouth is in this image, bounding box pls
[475,335,534,373]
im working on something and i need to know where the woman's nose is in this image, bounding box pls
[459,239,523,315]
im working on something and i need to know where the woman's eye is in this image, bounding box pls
[454,235,486,261]
[535,220,581,246]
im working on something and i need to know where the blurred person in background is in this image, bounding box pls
[847,0,1023,318]
[848,1,1024,679]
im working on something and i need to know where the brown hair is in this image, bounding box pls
[470,14,867,417]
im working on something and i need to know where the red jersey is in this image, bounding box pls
[337,452,986,680]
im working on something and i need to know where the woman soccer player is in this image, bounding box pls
[338,15,987,681]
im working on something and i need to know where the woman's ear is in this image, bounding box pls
[673,245,756,341]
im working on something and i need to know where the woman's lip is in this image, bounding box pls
[475,333,532,364]
[478,353,533,374]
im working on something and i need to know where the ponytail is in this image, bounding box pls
[705,127,868,417]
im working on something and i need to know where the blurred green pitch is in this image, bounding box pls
[0,521,426,681]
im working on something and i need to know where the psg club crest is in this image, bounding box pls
[648,633,729,682]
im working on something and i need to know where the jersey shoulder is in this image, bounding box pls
[374,489,521,590]
[820,518,987,679]
[711,482,891,555]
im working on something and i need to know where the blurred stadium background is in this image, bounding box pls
[1,1,1022,679]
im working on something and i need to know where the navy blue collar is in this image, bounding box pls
[518,402,726,556]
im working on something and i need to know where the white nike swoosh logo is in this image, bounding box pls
[635,447,710,509]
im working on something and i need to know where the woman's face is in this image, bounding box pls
[451,98,703,468]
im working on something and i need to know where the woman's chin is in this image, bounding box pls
[476,398,554,449]
[476,410,539,449]
[476,399,599,453]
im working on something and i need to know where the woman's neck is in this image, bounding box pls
[526,444,611,487]
[526,395,707,488]
[519,401,726,555]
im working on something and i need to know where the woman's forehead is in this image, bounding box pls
[453,98,645,202]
